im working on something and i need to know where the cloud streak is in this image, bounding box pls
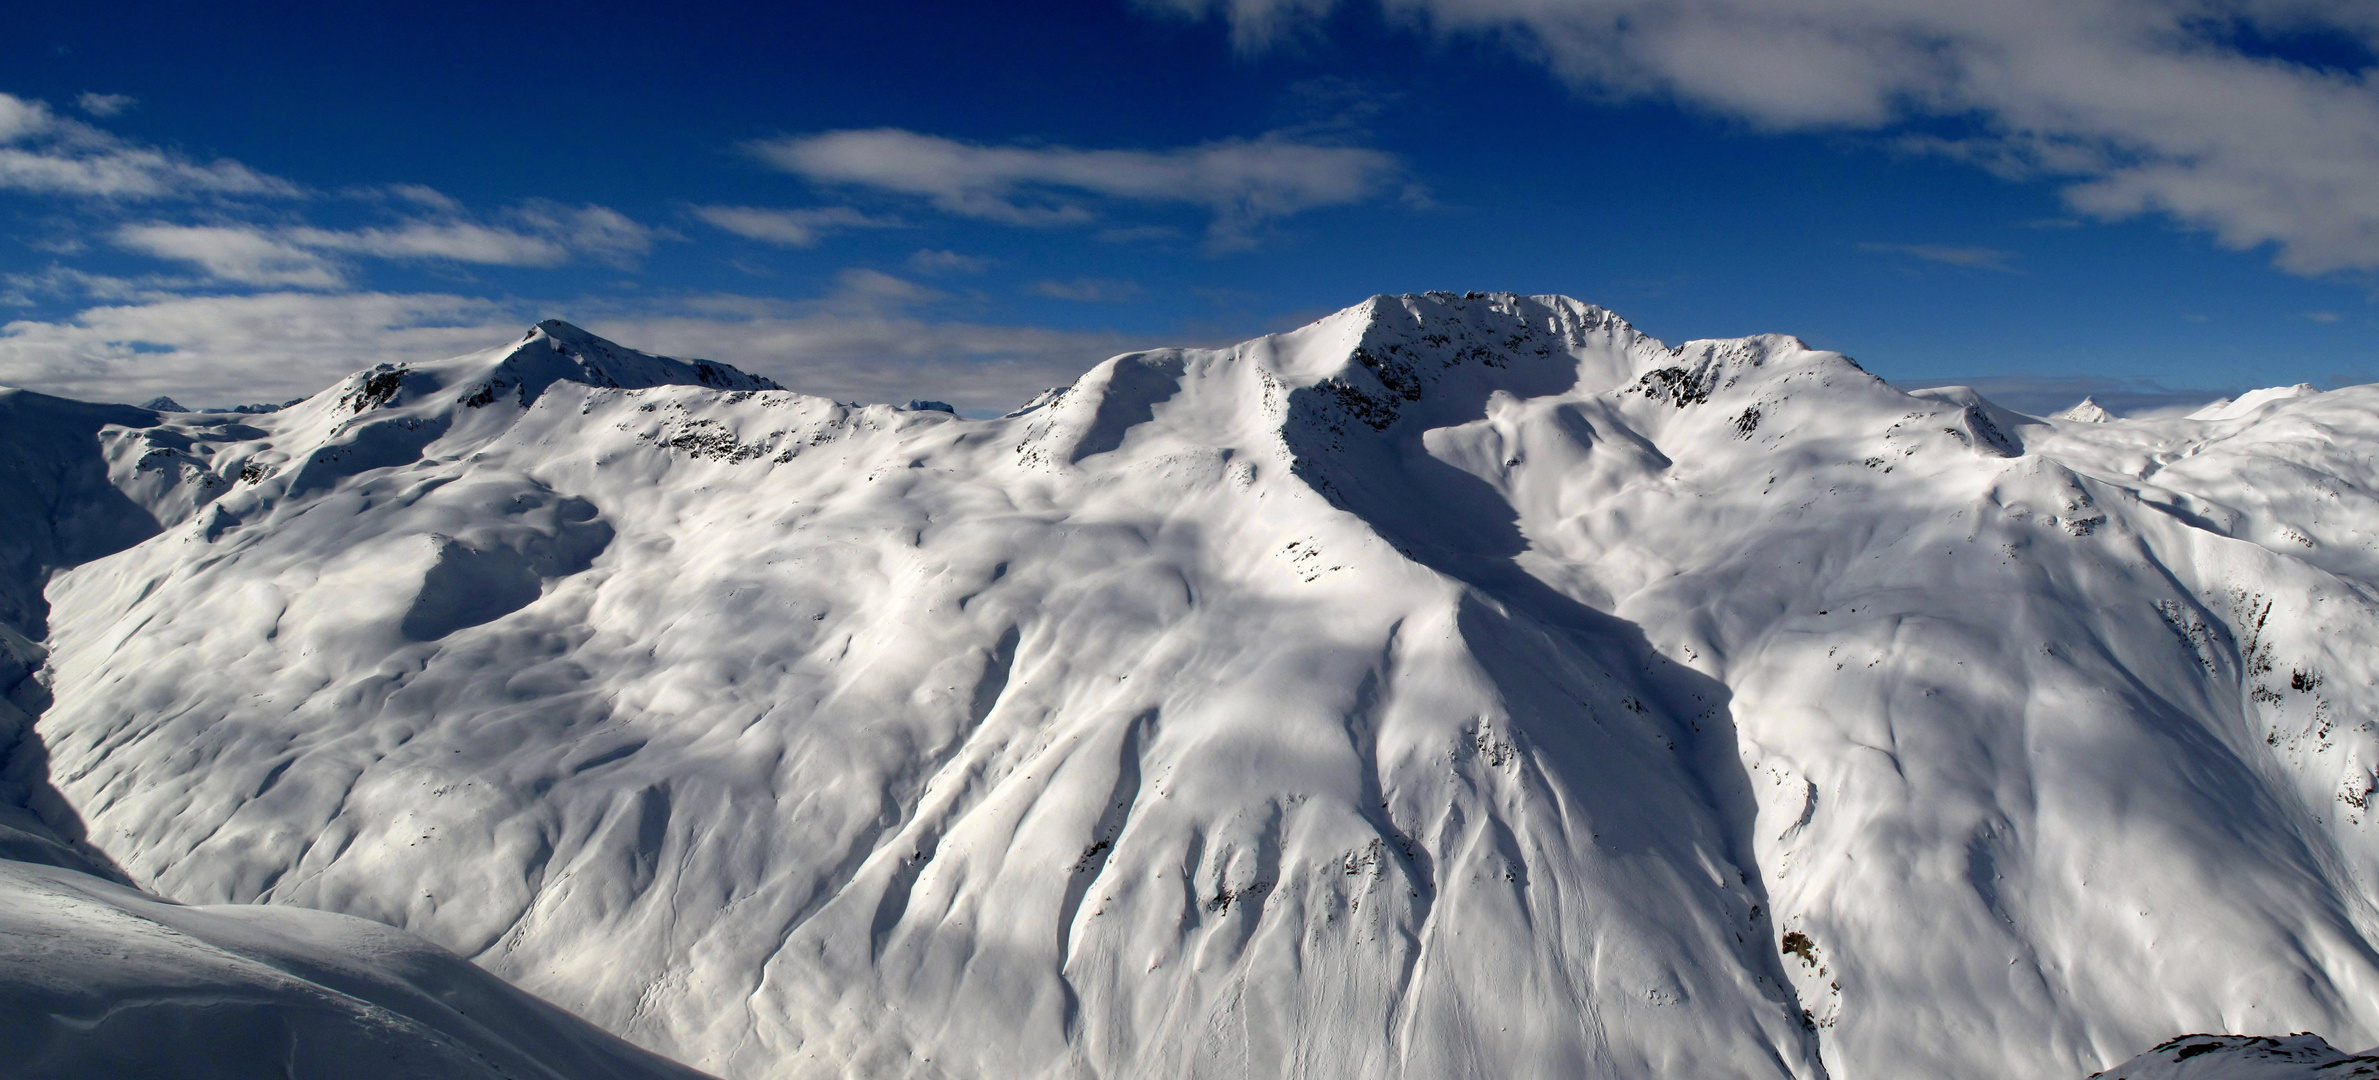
[1858,242,2020,272]
[112,225,345,289]
[691,204,905,247]
[1028,277,1148,302]
[1157,0,2379,274]
[108,204,664,287]
[0,95,658,282]
[286,221,570,266]
[75,93,135,118]
[750,128,1400,248]
[0,92,297,199]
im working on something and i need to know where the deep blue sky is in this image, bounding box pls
[3,0,2374,413]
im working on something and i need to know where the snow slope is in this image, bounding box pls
[2091,1034,2379,1079]
[14,298,2379,1078]
[0,856,717,1080]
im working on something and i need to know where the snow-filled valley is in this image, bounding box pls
[8,292,2379,1078]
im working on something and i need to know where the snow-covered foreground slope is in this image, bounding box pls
[14,297,2379,1078]
[2092,1034,2379,1079]
[0,855,716,1080]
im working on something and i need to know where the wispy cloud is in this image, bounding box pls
[508,202,664,267]
[380,184,463,213]
[0,92,297,199]
[690,204,904,247]
[108,204,664,286]
[111,224,346,288]
[1028,277,1147,303]
[75,92,135,118]
[1164,0,2379,275]
[286,221,570,266]
[1095,224,1183,244]
[1858,242,2020,272]
[907,249,990,274]
[0,93,659,281]
[1,265,193,307]
[0,95,47,142]
[749,127,1400,249]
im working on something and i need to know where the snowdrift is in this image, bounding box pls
[10,298,2379,1078]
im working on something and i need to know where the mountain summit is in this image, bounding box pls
[10,293,2379,1078]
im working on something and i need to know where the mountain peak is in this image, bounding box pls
[465,320,782,406]
[2054,396,2116,423]
[526,318,616,352]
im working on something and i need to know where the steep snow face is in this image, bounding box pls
[20,296,2379,1079]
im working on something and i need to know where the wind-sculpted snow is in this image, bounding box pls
[15,297,2379,1078]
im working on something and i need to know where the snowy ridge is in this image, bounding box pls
[11,294,2379,1077]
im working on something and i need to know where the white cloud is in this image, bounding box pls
[1,265,193,307]
[1858,242,2019,272]
[383,184,464,213]
[0,95,51,142]
[76,92,135,118]
[0,91,297,199]
[108,204,664,285]
[827,267,942,304]
[1028,277,1148,302]
[111,224,346,289]
[515,202,664,267]
[0,94,652,275]
[1095,224,1184,244]
[0,142,296,200]
[0,271,1165,416]
[1157,0,2379,274]
[691,204,904,247]
[750,128,1400,248]
[907,249,990,274]
[285,221,570,266]
[0,290,518,405]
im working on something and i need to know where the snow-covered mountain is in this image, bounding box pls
[10,294,2379,1079]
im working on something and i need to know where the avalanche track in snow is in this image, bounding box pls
[9,294,2379,1079]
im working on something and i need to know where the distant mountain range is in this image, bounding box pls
[7,294,2379,1078]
